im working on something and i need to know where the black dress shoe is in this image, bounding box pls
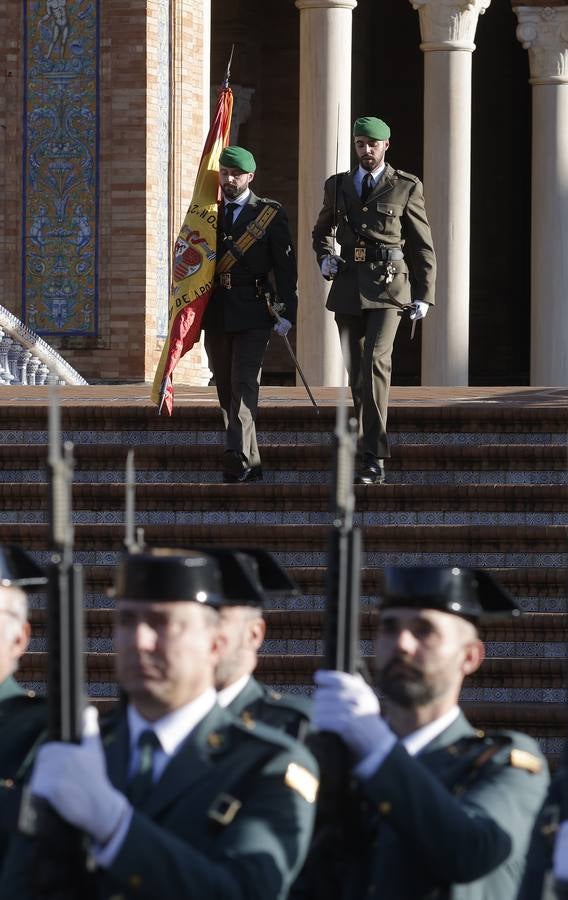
[223,465,263,484]
[354,455,385,485]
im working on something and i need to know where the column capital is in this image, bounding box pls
[513,5,568,83]
[410,0,492,51]
[295,0,357,10]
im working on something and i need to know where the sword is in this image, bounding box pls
[267,298,319,413]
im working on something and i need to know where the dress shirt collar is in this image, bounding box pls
[355,163,386,192]
[216,673,251,709]
[223,189,250,211]
[401,705,460,757]
[127,686,217,759]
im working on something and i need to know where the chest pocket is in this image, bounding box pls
[375,202,403,239]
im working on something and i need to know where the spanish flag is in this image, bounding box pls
[151,80,233,414]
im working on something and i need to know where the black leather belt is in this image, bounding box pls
[214,274,265,290]
[352,246,404,263]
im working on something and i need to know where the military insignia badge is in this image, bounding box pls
[284,763,318,804]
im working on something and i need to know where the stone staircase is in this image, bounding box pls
[1,384,567,764]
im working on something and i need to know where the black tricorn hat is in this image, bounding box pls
[111,549,224,608]
[378,567,520,619]
[195,547,299,607]
[0,544,47,589]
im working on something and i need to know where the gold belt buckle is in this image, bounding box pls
[354,247,366,263]
[219,273,231,289]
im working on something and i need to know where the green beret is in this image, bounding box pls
[219,145,256,173]
[353,117,391,140]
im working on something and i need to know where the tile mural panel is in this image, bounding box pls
[23,0,99,336]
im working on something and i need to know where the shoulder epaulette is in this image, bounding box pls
[259,198,281,210]
[261,688,311,718]
[395,169,419,183]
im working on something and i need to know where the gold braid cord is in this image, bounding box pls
[216,205,278,274]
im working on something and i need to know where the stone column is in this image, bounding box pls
[295,0,357,386]
[513,2,568,386]
[411,0,491,386]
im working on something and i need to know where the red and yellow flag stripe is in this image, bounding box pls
[151,84,233,414]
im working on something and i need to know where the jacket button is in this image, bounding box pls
[361,223,367,229]
[362,206,368,212]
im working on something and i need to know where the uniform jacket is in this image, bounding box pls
[340,711,549,900]
[517,748,568,899]
[0,677,46,868]
[0,702,318,900]
[226,676,311,742]
[312,163,436,314]
[203,191,298,332]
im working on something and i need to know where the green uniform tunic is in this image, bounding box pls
[226,676,311,742]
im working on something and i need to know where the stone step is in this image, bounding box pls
[1,386,566,435]
[17,651,568,691]
[0,443,565,471]
[26,608,568,645]
[2,524,565,566]
[3,482,567,512]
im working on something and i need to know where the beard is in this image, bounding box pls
[222,183,246,201]
[376,658,441,709]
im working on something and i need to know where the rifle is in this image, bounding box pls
[324,337,362,672]
[297,341,363,898]
[124,449,145,554]
[18,385,85,841]
[46,384,85,742]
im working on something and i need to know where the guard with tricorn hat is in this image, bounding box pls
[0,544,47,869]
[0,548,318,900]
[311,565,549,900]
[203,547,312,740]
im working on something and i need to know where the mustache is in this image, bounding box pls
[380,657,423,680]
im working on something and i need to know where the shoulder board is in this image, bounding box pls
[395,169,419,183]
[509,747,543,774]
[325,171,349,186]
[284,761,319,804]
[259,198,281,210]
[261,688,311,718]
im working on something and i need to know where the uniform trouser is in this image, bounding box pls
[204,327,271,468]
[335,308,402,460]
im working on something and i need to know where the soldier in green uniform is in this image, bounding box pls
[312,116,436,484]
[518,747,568,898]
[203,145,298,483]
[0,549,318,899]
[211,548,311,740]
[312,566,549,900]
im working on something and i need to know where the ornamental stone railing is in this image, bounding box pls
[0,305,88,386]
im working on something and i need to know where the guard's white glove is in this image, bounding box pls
[29,705,130,845]
[320,255,344,280]
[409,301,429,321]
[273,317,292,338]
[313,670,393,763]
[553,820,568,882]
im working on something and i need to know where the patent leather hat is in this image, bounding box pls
[196,547,299,608]
[112,549,224,608]
[0,544,47,589]
[378,566,520,619]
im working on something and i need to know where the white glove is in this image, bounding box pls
[29,705,130,845]
[313,670,393,763]
[554,820,568,882]
[321,255,343,280]
[409,301,429,321]
[273,317,292,337]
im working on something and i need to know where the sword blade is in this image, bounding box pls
[280,333,319,412]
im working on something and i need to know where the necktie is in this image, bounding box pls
[128,729,161,807]
[224,202,238,235]
[360,173,374,203]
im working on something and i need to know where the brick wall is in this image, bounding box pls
[0,0,209,386]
